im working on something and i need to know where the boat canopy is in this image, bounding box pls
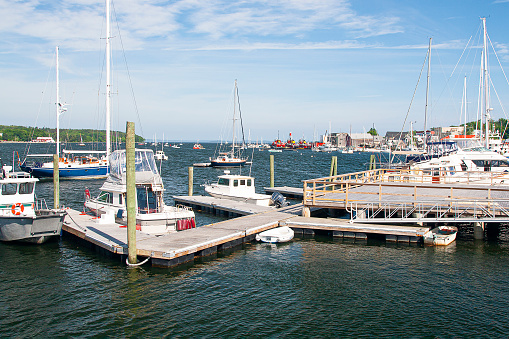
[108,149,162,185]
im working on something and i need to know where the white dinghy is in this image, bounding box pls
[256,226,294,243]
[423,226,458,246]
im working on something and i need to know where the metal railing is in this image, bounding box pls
[347,199,509,223]
[303,168,509,207]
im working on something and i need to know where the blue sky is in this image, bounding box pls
[1,0,509,142]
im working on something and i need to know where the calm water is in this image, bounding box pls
[1,143,509,337]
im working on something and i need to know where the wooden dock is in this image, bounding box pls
[63,208,295,267]
[62,194,432,267]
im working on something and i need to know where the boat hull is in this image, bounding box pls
[256,226,294,243]
[210,160,247,167]
[20,164,109,179]
[206,191,272,206]
[423,226,458,246]
[0,210,66,244]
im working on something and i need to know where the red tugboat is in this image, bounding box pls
[285,133,297,149]
[297,138,312,149]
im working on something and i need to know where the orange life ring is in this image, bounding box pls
[11,203,24,215]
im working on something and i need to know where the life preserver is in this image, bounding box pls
[11,203,24,215]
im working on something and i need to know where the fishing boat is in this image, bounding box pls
[84,149,195,235]
[423,226,458,246]
[0,164,66,244]
[193,143,204,150]
[209,80,247,167]
[19,46,109,180]
[256,226,294,243]
[154,150,168,161]
[204,171,272,206]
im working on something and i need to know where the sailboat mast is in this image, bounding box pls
[56,46,60,157]
[106,0,111,160]
[463,76,467,137]
[232,80,237,155]
[424,37,432,135]
[482,17,490,149]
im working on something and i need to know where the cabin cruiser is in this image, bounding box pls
[409,139,509,184]
[84,149,195,235]
[154,150,168,161]
[204,171,274,206]
[0,165,66,244]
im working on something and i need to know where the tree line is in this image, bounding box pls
[0,125,144,142]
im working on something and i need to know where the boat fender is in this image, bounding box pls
[84,188,91,199]
[11,203,24,215]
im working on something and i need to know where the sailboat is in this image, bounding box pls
[85,0,195,235]
[154,133,168,161]
[209,80,247,167]
[19,47,109,179]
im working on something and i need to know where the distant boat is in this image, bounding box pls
[209,80,247,167]
[193,143,204,149]
[31,137,55,143]
[171,144,180,149]
[79,134,85,146]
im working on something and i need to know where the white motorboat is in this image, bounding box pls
[256,226,294,243]
[154,150,168,161]
[204,172,273,206]
[0,165,66,244]
[423,226,458,246]
[84,149,195,235]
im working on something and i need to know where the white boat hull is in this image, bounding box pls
[206,191,272,206]
[423,226,458,246]
[256,226,294,243]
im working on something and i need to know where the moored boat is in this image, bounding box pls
[84,149,195,235]
[256,226,294,243]
[0,165,66,244]
[423,226,458,246]
[204,171,272,206]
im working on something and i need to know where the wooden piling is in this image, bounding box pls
[188,166,194,196]
[126,121,137,265]
[330,156,337,177]
[53,154,59,209]
[270,154,274,188]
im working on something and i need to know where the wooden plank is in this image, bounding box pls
[173,195,273,215]
[283,216,428,237]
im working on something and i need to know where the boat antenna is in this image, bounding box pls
[106,0,111,161]
[424,37,432,140]
[248,147,255,177]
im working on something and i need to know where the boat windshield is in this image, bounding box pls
[108,149,162,185]
[218,178,229,186]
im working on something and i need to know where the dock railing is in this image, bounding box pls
[303,168,509,208]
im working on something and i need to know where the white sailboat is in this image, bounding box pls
[209,80,247,167]
[20,47,109,179]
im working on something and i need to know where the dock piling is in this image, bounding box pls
[270,154,274,188]
[188,166,194,196]
[53,154,59,209]
[126,121,137,265]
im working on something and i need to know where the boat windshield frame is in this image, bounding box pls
[109,149,159,180]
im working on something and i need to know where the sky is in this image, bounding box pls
[1,0,509,142]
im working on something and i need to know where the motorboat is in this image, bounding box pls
[204,172,273,206]
[84,149,195,235]
[154,150,168,161]
[256,226,294,243]
[0,165,66,244]
[423,226,458,246]
[193,143,204,149]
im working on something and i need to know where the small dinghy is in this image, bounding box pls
[423,226,458,246]
[256,226,294,243]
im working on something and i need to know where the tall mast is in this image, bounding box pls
[106,0,111,160]
[56,46,60,157]
[424,37,432,134]
[482,17,491,148]
[463,76,467,137]
[232,79,237,155]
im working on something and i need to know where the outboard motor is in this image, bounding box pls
[271,192,288,208]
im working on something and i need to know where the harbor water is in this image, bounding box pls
[1,143,509,337]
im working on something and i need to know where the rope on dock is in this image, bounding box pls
[126,256,151,267]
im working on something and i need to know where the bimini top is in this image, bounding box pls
[108,149,162,185]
